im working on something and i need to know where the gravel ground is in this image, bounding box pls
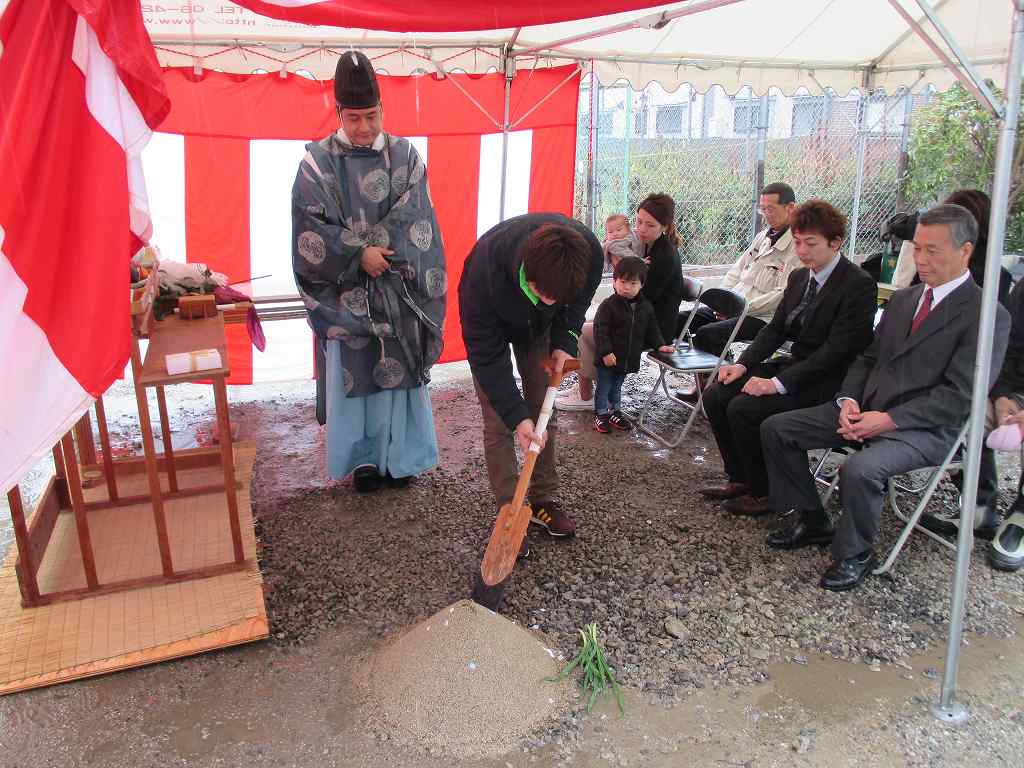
[237,369,1024,691]
[1,365,1022,766]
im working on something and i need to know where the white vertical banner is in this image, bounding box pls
[477,130,532,237]
[250,139,309,298]
[140,132,187,262]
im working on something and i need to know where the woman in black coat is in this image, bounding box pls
[945,189,1012,306]
[634,193,685,342]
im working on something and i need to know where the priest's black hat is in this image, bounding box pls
[334,51,380,109]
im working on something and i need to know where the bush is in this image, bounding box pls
[904,83,1024,252]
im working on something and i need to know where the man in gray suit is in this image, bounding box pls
[760,204,1011,591]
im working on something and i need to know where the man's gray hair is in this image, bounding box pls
[918,203,979,249]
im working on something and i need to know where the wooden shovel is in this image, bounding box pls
[480,357,581,586]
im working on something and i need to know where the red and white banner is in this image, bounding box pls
[145,65,580,384]
[0,0,169,492]
[229,0,668,32]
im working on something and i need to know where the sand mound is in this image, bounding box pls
[362,599,571,758]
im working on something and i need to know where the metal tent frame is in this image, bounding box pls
[147,0,1022,722]
[926,0,1023,725]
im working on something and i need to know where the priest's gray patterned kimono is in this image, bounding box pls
[292,130,446,480]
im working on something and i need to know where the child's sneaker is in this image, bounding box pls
[609,410,631,431]
[593,414,611,433]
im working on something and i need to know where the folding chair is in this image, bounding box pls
[634,286,748,448]
[673,275,705,349]
[809,421,969,575]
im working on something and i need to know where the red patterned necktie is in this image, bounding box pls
[910,287,933,335]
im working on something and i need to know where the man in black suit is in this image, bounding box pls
[700,200,877,516]
[761,204,1011,591]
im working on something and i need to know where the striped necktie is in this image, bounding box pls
[785,276,818,329]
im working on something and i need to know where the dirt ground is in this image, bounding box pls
[1,367,1023,767]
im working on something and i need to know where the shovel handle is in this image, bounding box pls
[510,356,580,515]
[528,357,581,454]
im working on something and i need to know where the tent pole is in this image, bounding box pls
[499,55,513,222]
[622,85,632,213]
[848,88,870,260]
[933,0,1024,725]
[895,89,914,211]
[751,94,768,242]
[886,0,1003,118]
[910,0,1003,117]
[587,67,599,230]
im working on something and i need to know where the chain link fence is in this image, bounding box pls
[574,74,934,268]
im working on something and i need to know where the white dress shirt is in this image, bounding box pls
[771,252,844,394]
[914,269,971,314]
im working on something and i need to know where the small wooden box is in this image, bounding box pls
[179,294,217,319]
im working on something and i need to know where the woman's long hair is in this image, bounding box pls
[639,193,681,248]
[944,188,990,249]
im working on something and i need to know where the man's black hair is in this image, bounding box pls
[760,182,796,205]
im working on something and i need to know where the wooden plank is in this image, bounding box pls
[82,482,240,512]
[81,447,223,477]
[138,314,230,387]
[73,413,97,467]
[221,302,252,325]
[155,386,179,493]
[0,443,264,695]
[130,338,175,579]
[8,487,41,607]
[60,433,99,590]
[213,376,245,564]
[0,617,269,696]
[30,560,252,607]
[21,477,62,583]
[93,397,119,502]
[51,443,70,508]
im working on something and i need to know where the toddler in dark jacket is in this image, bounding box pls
[593,256,675,433]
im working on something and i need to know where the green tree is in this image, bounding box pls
[904,83,1024,251]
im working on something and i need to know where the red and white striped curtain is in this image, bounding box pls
[0,0,169,493]
[146,65,581,384]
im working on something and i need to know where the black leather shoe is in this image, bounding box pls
[919,505,1000,541]
[820,550,876,592]
[767,514,834,549]
[700,481,749,500]
[384,471,412,489]
[723,495,771,517]
[353,465,382,493]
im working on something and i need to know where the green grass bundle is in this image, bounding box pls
[546,622,625,714]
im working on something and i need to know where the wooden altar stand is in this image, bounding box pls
[0,293,267,694]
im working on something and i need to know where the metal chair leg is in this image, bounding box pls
[635,369,667,438]
[635,367,702,449]
[874,436,964,575]
[811,449,841,506]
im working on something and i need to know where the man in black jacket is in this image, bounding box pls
[459,213,604,539]
[700,200,877,516]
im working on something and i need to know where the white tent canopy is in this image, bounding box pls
[144,0,1014,94]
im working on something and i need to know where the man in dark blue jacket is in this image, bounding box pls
[460,213,603,539]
